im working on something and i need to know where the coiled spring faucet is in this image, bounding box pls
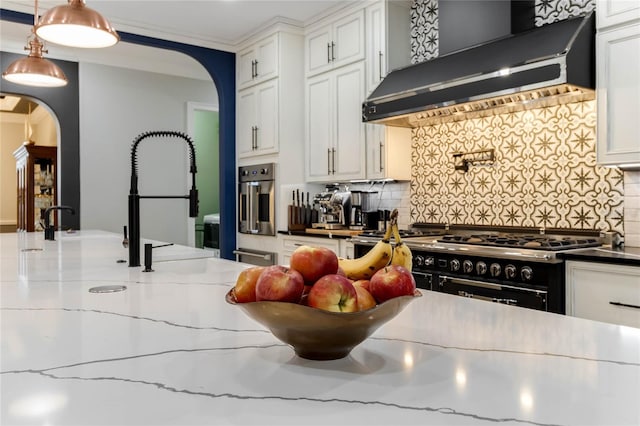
[128,131,199,267]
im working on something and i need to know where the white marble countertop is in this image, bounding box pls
[1,230,639,426]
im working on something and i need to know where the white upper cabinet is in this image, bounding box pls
[236,28,304,161]
[237,81,278,157]
[596,1,640,167]
[305,9,365,77]
[366,125,412,181]
[365,0,411,94]
[596,0,640,29]
[306,61,366,182]
[237,33,279,90]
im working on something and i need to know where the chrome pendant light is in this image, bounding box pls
[2,1,68,87]
[35,0,120,48]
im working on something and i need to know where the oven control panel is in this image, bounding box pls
[412,252,559,288]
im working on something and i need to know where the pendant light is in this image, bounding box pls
[2,1,68,87]
[35,0,119,48]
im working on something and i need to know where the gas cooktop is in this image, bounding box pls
[437,234,602,251]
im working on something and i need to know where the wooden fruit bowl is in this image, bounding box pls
[225,289,422,360]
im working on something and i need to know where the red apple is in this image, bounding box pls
[233,266,266,303]
[289,245,339,284]
[369,265,416,304]
[255,265,305,303]
[354,285,377,311]
[308,274,358,313]
[352,279,370,291]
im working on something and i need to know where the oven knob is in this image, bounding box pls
[476,261,487,276]
[505,264,517,279]
[425,256,435,266]
[490,263,501,277]
[260,168,269,174]
[463,260,473,274]
[521,266,533,282]
[450,259,460,272]
[414,255,424,267]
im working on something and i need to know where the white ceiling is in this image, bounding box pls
[1,0,361,80]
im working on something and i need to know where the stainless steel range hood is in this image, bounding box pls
[363,12,595,128]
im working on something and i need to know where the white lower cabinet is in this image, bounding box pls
[279,235,352,267]
[566,261,640,328]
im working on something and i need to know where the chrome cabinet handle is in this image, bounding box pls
[327,148,331,174]
[251,60,256,78]
[609,301,640,309]
[379,141,384,172]
[233,250,272,261]
[331,148,336,174]
[331,41,335,61]
[254,126,259,150]
[327,43,331,63]
[378,50,383,81]
[254,60,258,78]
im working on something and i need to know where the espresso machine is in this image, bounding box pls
[313,186,351,229]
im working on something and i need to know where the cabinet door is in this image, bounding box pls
[366,2,386,93]
[597,22,640,166]
[255,81,278,155]
[333,62,365,180]
[255,33,279,83]
[237,89,256,158]
[306,73,333,181]
[237,46,257,89]
[306,25,333,76]
[366,124,412,180]
[332,9,365,69]
[597,0,640,29]
[566,261,640,328]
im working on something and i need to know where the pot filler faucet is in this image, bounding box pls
[128,130,199,267]
[43,205,75,240]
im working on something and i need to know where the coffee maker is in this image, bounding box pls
[350,191,378,229]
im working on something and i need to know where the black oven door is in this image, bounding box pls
[437,275,548,311]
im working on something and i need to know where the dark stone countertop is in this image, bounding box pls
[559,246,640,267]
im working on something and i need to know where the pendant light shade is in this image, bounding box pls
[36,0,119,48]
[2,37,68,87]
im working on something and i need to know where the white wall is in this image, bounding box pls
[78,62,217,245]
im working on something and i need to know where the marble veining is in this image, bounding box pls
[1,231,639,425]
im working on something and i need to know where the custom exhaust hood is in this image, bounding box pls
[362,12,595,128]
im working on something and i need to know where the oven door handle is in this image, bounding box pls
[246,182,260,234]
[457,290,519,306]
[438,275,547,295]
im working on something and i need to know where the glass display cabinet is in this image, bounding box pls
[13,144,57,232]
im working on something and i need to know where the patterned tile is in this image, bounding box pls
[410,101,625,234]
[410,0,439,63]
[535,0,596,26]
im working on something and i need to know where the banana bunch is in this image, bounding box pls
[338,220,393,280]
[390,216,413,272]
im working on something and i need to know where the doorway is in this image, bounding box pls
[187,102,220,248]
[0,95,59,233]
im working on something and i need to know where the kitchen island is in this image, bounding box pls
[1,231,639,425]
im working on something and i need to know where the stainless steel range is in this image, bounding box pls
[351,225,619,314]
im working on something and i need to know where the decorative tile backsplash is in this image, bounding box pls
[535,0,595,26]
[410,100,625,233]
[410,0,439,63]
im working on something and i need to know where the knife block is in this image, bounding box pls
[288,205,307,231]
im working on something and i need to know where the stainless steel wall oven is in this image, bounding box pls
[238,163,275,236]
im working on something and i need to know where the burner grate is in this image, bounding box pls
[437,234,601,250]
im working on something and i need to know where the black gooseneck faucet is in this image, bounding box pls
[128,131,199,267]
[44,206,75,240]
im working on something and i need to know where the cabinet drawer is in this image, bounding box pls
[281,236,340,253]
[566,261,640,328]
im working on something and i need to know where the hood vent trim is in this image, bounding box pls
[363,12,595,128]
